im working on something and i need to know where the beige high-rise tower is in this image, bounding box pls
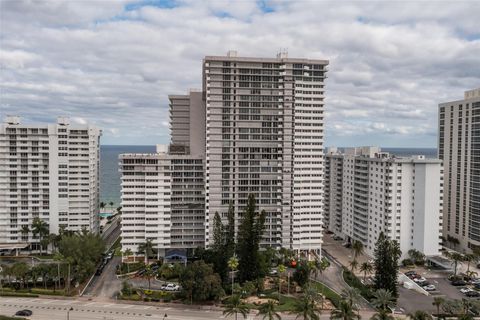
[439,88,480,252]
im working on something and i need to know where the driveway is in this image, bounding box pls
[83,257,122,300]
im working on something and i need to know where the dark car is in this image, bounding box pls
[405,271,417,277]
[136,269,146,276]
[15,309,33,316]
[451,280,467,286]
[419,281,431,287]
[466,290,480,297]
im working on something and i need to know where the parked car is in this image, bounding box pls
[474,283,480,289]
[413,277,427,283]
[424,284,436,291]
[460,287,473,294]
[466,290,480,297]
[160,283,168,290]
[419,281,430,287]
[451,280,467,286]
[15,310,33,316]
[269,268,278,276]
[405,271,417,277]
[332,235,343,241]
[164,283,180,291]
[470,279,480,285]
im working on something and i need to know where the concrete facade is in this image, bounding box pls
[0,116,101,248]
[203,51,328,255]
[325,147,443,258]
[438,88,480,252]
[119,145,204,257]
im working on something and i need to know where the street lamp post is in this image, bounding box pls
[67,307,73,320]
[162,314,168,320]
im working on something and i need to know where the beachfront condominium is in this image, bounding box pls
[203,51,328,256]
[119,91,205,258]
[325,147,443,259]
[0,116,101,252]
[439,88,480,253]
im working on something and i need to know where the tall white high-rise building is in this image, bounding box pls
[203,51,328,255]
[439,88,480,252]
[325,147,443,258]
[0,116,101,251]
[119,91,205,258]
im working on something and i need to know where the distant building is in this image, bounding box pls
[438,88,480,252]
[325,147,443,258]
[0,116,101,252]
[203,51,328,256]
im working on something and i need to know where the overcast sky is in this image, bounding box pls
[1,0,479,147]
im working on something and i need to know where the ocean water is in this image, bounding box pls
[382,147,437,158]
[99,145,438,205]
[100,145,155,206]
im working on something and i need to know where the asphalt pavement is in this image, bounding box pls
[0,297,380,320]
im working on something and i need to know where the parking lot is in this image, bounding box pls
[398,269,480,313]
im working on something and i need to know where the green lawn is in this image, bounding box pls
[0,316,26,320]
[310,280,342,307]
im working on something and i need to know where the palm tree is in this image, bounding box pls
[123,248,133,268]
[447,252,464,275]
[370,309,395,320]
[100,202,106,211]
[349,260,358,273]
[407,310,433,320]
[109,201,114,211]
[31,217,49,254]
[352,240,364,260]
[432,297,444,317]
[223,295,250,320]
[464,253,477,273]
[138,239,154,264]
[292,295,321,320]
[342,288,362,310]
[371,289,395,311]
[258,300,281,320]
[330,300,360,320]
[359,261,373,281]
[228,255,239,296]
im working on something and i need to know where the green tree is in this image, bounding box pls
[292,295,321,320]
[432,296,445,316]
[370,309,395,320]
[223,294,250,320]
[100,202,106,210]
[138,239,154,264]
[32,217,49,254]
[236,194,266,283]
[179,260,225,303]
[407,310,433,320]
[109,201,114,210]
[373,233,401,299]
[11,262,29,289]
[349,260,358,273]
[464,253,478,273]
[342,288,362,310]
[21,225,30,242]
[371,289,395,311]
[446,252,464,276]
[278,264,286,296]
[57,230,105,283]
[293,260,310,288]
[330,300,360,320]
[144,265,155,290]
[352,240,364,261]
[258,300,281,320]
[228,255,239,296]
[123,248,134,268]
[359,261,373,281]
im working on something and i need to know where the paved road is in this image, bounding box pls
[82,257,121,300]
[0,297,380,320]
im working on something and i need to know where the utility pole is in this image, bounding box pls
[67,307,73,320]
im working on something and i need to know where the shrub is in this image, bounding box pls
[402,259,414,267]
[343,268,374,301]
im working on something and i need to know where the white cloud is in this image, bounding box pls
[1,0,479,146]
